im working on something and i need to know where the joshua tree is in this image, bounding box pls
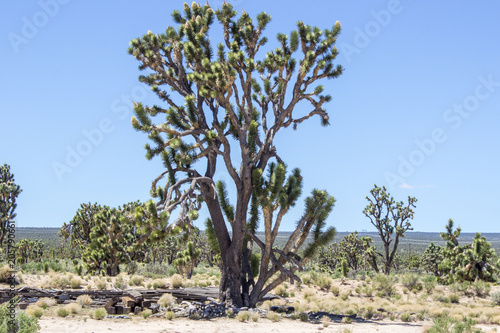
[363,184,417,274]
[0,164,22,249]
[128,2,342,306]
[61,201,170,276]
[438,219,499,283]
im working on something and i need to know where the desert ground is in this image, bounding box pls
[5,270,500,333]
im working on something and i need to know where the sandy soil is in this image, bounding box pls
[37,315,433,333]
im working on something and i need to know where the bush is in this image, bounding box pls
[427,316,481,333]
[1,299,39,333]
[34,298,56,309]
[401,273,420,291]
[142,309,152,319]
[237,311,250,322]
[77,294,92,307]
[130,275,144,286]
[170,274,183,288]
[491,291,500,306]
[471,280,490,297]
[273,285,288,297]
[70,277,82,289]
[299,312,309,322]
[152,278,170,289]
[93,308,106,320]
[266,312,281,322]
[330,285,340,296]
[65,303,81,314]
[166,311,175,320]
[0,265,12,283]
[449,294,460,304]
[372,274,396,297]
[96,279,107,290]
[114,275,127,289]
[57,308,69,317]
[400,312,412,322]
[25,305,43,319]
[158,293,176,307]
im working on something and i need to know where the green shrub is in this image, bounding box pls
[330,285,340,296]
[1,300,40,333]
[427,316,481,333]
[93,308,106,320]
[400,312,412,322]
[237,311,250,322]
[471,280,490,297]
[26,305,43,319]
[491,291,500,305]
[142,309,152,319]
[130,275,144,286]
[401,273,420,291]
[372,274,396,297]
[166,311,175,320]
[57,308,69,318]
[299,312,309,322]
[364,307,374,319]
[266,312,281,322]
[449,294,460,304]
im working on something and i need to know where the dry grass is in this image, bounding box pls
[158,293,176,307]
[34,297,57,309]
[76,294,92,307]
[170,274,183,288]
[65,303,81,314]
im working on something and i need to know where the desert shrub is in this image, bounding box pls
[126,261,138,275]
[35,297,56,309]
[1,300,40,333]
[152,278,170,289]
[142,309,153,319]
[401,273,420,291]
[170,274,183,288]
[251,312,259,322]
[423,275,436,293]
[226,308,234,318]
[0,265,12,283]
[158,293,176,307]
[166,311,175,320]
[471,280,490,297]
[65,303,81,314]
[341,316,353,324]
[330,285,340,296]
[237,311,250,322]
[50,275,70,289]
[70,277,82,289]
[449,294,460,304]
[57,308,69,317]
[114,275,127,289]
[43,262,49,273]
[400,312,412,322]
[315,275,333,290]
[25,305,43,319]
[96,279,106,290]
[130,275,144,286]
[266,312,281,322]
[450,281,471,295]
[372,274,396,297]
[491,291,500,306]
[77,295,92,307]
[427,316,481,333]
[273,285,288,297]
[435,295,450,304]
[299,312,309,322]
[364,307,374,319]
[93,308,106,320]
[301,274,312,286]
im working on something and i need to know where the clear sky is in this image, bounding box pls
[1,0,499,233]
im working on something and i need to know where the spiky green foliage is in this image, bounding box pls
[246,163,336,306]
[128,2,343,307]
[318,231,375,273]
[0,164,22,249]
[60,201,170,276]
[421,243,444,277]
[438,219,498,284]
[173,241,201,278]
[363,184,417,274]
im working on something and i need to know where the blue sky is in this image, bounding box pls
[1,1,499,233]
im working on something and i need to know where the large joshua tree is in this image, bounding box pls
[128,2,343,306]
[0,164,22,250]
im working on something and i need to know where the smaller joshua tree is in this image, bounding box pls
[61,201,171,276]
[363,184,417,274]
[0,164,22,250]
[438,219,499,284]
